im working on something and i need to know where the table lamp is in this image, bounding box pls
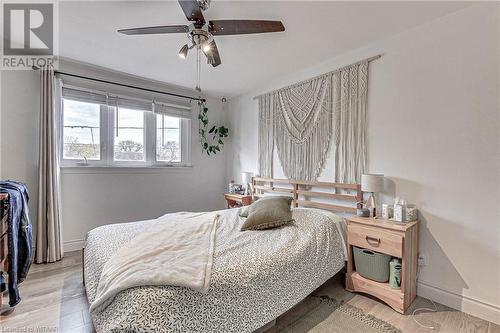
[241,172,254,195]
[361,174,384,217]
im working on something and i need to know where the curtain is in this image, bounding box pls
[333,62,369,183]
[257,60,369,183]
[257,94,274,177]
[36,67,63,263]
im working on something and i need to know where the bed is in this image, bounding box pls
[84,178,362,333]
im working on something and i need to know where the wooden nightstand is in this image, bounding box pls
[345,216,419,314]
[224,193,253,208]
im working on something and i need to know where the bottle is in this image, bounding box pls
[389,258,401,289]
[393,197,407,222]
[401,199,408,221]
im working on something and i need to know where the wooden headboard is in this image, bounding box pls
[252,177,362,214]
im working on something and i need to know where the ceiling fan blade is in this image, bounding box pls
[203,40,221,67]
[118,25,188,35]
[209,20,285,36]
[178,0,205,23]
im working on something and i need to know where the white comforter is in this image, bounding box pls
[90,212,219,313]
[84,208,346,333]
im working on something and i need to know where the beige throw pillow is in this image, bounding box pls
[238,205,250,218]
[241,197,293,231]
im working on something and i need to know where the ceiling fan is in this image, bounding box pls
[117,0,285,69]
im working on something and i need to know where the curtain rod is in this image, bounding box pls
[252,54,382,100]
[31,66,206,103]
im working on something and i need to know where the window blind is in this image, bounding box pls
[62,86,192,117]
[116,97,151,112]
[62,87,109,105]
[153,102,192,119]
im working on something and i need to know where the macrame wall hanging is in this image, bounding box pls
[256,56,376,183]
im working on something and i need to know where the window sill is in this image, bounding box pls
[60,165,193,175]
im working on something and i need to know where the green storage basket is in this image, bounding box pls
[353,246,391,282]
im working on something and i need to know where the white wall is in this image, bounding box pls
[226,4,500,324]
[1,59,229,252]
[0,70,41,233]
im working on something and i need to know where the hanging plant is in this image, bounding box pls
[198,101,229,156]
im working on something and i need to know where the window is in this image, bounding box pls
[60,86,191,167]
[63,99,101,160]
[114,108,145,162]
[156,115,181,163]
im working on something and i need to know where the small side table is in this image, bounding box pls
[345,216,419,314]
[224,193,253,208]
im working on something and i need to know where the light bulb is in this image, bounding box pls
[178,44,188,59]
[202,42,211,53]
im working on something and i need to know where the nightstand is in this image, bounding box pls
[224,193,253,209]
[345,216,419,314]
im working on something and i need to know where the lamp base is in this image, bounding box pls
[366,193,376,218]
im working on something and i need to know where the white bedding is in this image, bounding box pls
[84,207,347,333]
[90,211,219,313]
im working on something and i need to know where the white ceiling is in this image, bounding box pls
[59,1,470,97]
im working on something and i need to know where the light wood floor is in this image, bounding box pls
[0,251,498,333]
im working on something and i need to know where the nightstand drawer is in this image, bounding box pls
[348,224,403,258]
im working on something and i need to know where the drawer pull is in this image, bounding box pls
[365,236,381,246]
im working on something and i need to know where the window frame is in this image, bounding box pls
[60,91,192,168]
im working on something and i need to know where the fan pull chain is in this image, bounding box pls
[196,46,201,92]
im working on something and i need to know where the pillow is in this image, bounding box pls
[238,205,250,218]
[241,197,294,231]
[239,196,288,218]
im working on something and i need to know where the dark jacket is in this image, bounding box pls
[0,180,33,306]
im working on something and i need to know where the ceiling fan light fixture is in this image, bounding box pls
[118,0,285,73]
[179,44,189,59]
[197,0,211,11]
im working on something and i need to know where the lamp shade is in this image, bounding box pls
[361,174,384,192]
[241,172,254,184]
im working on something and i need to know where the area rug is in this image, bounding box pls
[278,296,402,333]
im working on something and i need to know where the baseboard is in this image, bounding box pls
[417,280,500,325]
[63,239,85,253]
